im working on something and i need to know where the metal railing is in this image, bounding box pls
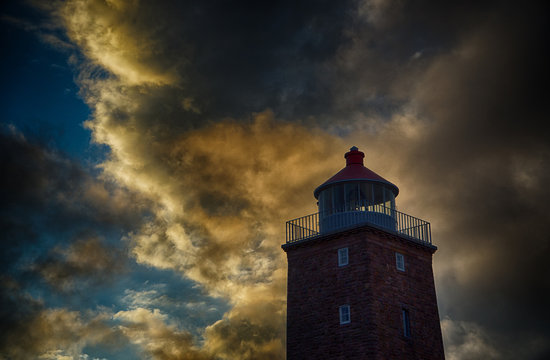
[286,204,432,245]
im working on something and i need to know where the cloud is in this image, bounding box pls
[0,10,74,50]
[1,274,220,360]
[114,308,213,360]
[347,3,550,359]
[31,235,127,292]
[57,0,182,85]
[7,0,548,359]
[0,129,149,357]
[441,318,499,360]
[120,282,228,336]
[38,8,347,352]
[0,127,146,276]
[70,0,549,358]
[0,281,123,360]
[108,111,343,295]
[0,126,147,230]
[87,103,342,359]
[203,281,286,359]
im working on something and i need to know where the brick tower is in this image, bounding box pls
[282,147,444,360]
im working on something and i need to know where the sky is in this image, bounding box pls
[1,0,549,359]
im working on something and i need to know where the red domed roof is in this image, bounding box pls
[313,147,399,199]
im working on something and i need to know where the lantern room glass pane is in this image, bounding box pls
[345,182,360,211]
[333,184,344,212]
[360,182,373,210]
[320,187,333,215]
[372,183,385,205]
[384,187,395,211]
[358,182,368,209]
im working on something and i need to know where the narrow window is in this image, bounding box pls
[395,252,405,271]
[338,248,349,267]
[402,309,411,337]
[339,305,350,324]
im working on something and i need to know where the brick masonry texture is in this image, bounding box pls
[283,225,445,360]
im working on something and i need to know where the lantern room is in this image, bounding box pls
[285,146,432,245]
[314,146,399,233]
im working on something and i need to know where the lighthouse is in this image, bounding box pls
[282,147,445,359]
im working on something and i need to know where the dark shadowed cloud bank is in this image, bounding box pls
[1,0,549,359]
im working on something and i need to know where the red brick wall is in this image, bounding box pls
[283,225,445,360]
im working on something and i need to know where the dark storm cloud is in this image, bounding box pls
[54,0,357,123]
[140,0,500,121]
[0,128,146,233]
[0,128,144,271]
[0,129,83,273]
[0,128,147,354]
[159,0,501,121]
[371,2,550,358]
[178,0,354,119]
[0,126,153,294]
[0,277,42,353]
[21,0,523,123]
[31,235,127,292]
[65,0,498,121]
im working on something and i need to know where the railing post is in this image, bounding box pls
[287,221,290,242]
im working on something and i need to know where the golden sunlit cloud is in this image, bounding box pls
[65,14,348,352]
[0,306,120,359]
[114,308,212,360]
[59,0,180,85]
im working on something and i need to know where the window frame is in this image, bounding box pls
[395,252,405,271]
[338,247,349,267]
[402,308,411,338]
[339,305,351,325]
